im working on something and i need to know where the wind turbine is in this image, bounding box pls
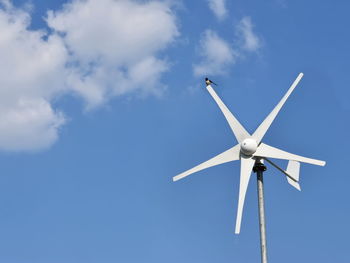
[173,73,325,262]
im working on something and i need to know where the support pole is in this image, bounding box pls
[253,161,268,263]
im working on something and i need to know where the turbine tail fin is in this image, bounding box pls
[286,161,301,191]
[264,158,301,191]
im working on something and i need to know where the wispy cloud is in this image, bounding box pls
[207,0,227,20]
[193,16,261,77]
[193,30,236,76]
[0,0,179,151]
[236,16,261,52]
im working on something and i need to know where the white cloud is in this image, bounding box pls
[0,0,179,151]
[193,30,236,76]
[207,0,227,20]
[236,16,260,52]
[193,17,261,77]
[0,2,68,151]
[47,0,178,109]
[0,99,65,151]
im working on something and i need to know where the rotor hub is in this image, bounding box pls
[240,138,258,156]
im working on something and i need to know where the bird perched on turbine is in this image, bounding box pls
[205,78,217,86]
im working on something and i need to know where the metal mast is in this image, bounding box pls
[253,160,268,263]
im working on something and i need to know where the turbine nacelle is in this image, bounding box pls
[240,138,258,156]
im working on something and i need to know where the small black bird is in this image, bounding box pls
[205,77,217,86]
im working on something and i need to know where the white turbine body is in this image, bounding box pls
[241,138,258,155]
[173,73,326,234]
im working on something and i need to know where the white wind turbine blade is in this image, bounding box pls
[254,143,326,166]
[207,85,250,143]
[253,73,304,144]
[235,155,255,234]
[173,144,240,182]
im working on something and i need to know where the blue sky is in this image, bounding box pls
[0,0,349,262]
